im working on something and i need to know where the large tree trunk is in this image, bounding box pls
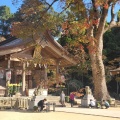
[87,2,111,100]
[89,34,110,101]
[90,51,110,100]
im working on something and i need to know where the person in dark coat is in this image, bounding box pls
[37,98,47,111]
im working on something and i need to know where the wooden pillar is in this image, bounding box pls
[43,64,48,88]
[13,62,17,84]
[44,65,48,80]
[8,60,11,69]
[14,69,17,84]
[6,60,11,96]
[56,60,60,85]
[22,62,26,95]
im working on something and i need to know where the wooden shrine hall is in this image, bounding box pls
[0,31,77,95]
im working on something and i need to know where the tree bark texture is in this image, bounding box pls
[89,26,110,100]
[89,50,110,100]
[88,6,110,100]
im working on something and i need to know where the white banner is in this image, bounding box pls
[6,70,11,81]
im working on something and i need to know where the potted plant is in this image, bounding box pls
[65,96,70,103]
[33,106,38,112]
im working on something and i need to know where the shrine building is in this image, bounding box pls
[0,31,77,95]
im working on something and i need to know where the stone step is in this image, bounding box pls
[46,95,81,106]
[47,96,60,100]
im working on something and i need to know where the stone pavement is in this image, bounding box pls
[55,106,120,118]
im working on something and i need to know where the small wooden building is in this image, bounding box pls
[0,31,77,95]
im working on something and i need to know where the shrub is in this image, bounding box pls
[33,106,38,111]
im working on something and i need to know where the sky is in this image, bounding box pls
[0,0,22,13]
[0,0,120,22]
[0,0,62,13]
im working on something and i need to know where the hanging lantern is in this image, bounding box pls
[34,63,37,67]
[44,64,47,68]
[26,62,29,67]
[39,64,41,68]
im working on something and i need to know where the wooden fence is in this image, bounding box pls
[0,97,31,109]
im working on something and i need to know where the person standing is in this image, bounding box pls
[70,92,75,107]
[60,91,65,107]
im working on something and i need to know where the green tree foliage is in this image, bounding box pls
[10,0,120,100]
[0,6,14,35]
[11,0,63,39]
[103,27,120,62]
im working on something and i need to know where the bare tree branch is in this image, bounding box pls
[95,6,108,38]
[104,22,120,33]
[40,0,58,18]
[110,3,116,23]
[104,2,119,33]
[58,2,75,16]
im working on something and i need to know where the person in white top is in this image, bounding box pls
[89,99,96,108]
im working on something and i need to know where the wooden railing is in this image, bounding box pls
[0,97,31,109]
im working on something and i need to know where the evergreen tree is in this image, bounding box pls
[0,6,14,36]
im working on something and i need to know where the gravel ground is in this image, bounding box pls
[0,108,120,120]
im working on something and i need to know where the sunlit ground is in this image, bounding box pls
[0,109,120,120]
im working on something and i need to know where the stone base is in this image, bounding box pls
[81,94,95,107]
[29,89,48,97]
